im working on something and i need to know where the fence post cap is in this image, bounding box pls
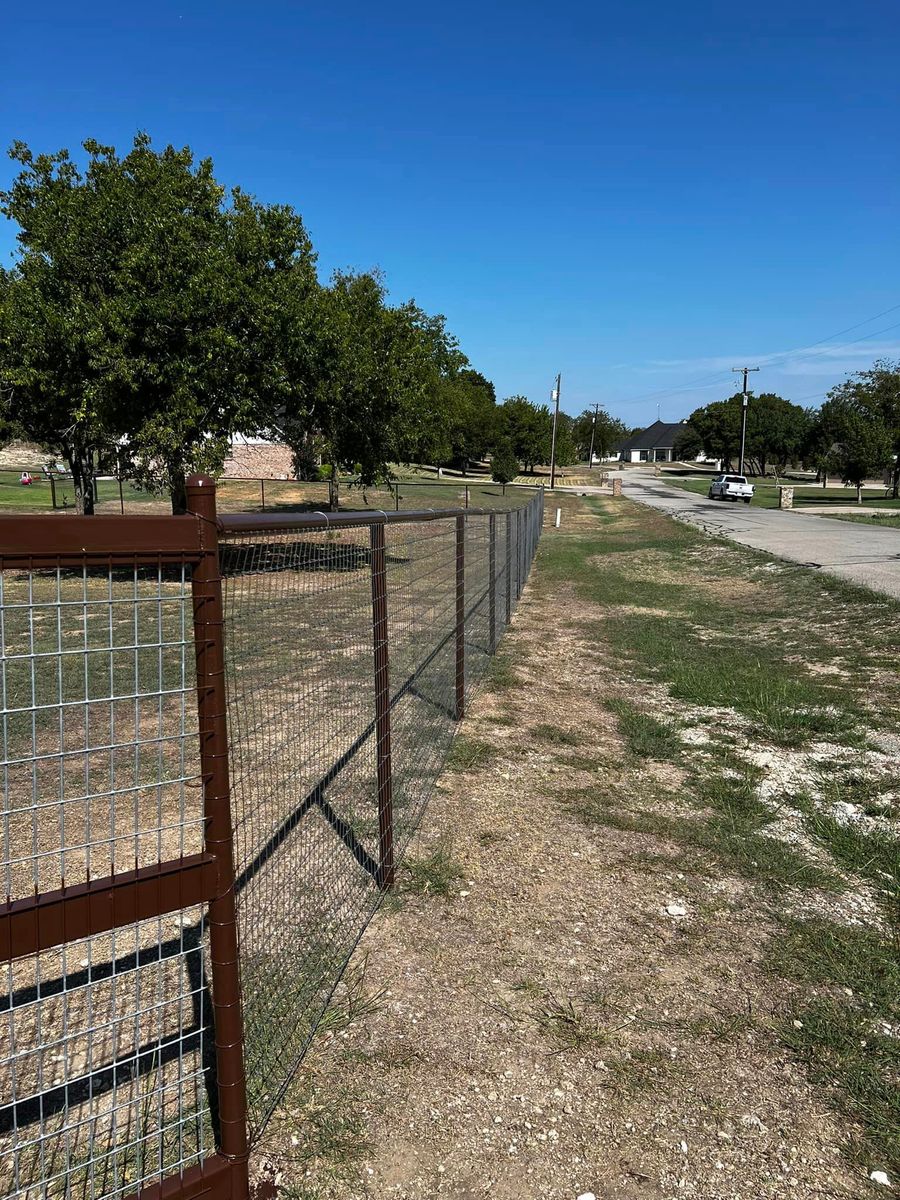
[186,474,216,490]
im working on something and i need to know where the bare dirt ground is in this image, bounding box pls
[259,497,883,1200]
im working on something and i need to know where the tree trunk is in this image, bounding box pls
[328,463,339,511]
[66,446,96,515]
[892,455,900,499]
[169,463,188,516]
[857,484,863,505]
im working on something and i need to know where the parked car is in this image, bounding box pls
[708,474,754,503]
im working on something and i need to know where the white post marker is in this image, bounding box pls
[555,507,561,528]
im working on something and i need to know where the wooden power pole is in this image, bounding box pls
[549,374,561,489]
[587,402,600,468]
[732,366,760,475]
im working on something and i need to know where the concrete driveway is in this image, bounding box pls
[567,469,900,600]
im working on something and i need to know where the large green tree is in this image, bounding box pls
[833,409,893,503]
[682,392,810,474]
[497,396,552,473]
[0,134,317,512]
[571,407,627,463]
[825,360,900,496]
[276,272,464,508]
[805,395,892,502]
[441,369,497,473]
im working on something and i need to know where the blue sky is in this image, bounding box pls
[2,1,898,426]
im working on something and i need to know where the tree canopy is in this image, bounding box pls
[1,134,592,512]
[0,134,318,512]
[571,408,627,462]
[822,360,900,495]
[681,392,811,475]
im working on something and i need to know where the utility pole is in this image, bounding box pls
[549,373,561,489]
[587,402,600,468]
[732,365,760,475]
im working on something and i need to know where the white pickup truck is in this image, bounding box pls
[707,474,754,504]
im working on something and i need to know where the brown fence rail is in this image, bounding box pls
[0,477,543,1198]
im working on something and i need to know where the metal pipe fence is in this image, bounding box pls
[0,479,543,1198]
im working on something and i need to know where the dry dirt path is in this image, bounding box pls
[260,495,882,1200]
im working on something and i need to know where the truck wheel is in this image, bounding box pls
[744,498,751,504]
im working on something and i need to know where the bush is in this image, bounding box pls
[491,442,519,485]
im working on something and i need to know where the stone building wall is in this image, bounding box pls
[220,442,295,479]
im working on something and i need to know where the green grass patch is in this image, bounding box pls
[769,919,900,1175]
[607,698,680,760]
[545,493,899,1176]
[604,1048,673,1095]
[446,735,495,772]
[572,782,838,894]
[487,652,519,692]
[397,841,464,898]
[531,722,581,747]
[532,995,611,1051]
[828,512,900,527]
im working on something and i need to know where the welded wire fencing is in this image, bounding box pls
[0,481,543,1198]
[219,495,542,1136]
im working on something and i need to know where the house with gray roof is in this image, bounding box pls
[615,420,716,464]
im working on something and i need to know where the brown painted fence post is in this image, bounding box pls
[369,521,395,889]
[455,514,466,719]
[260,478,266,512]
[488,512,497,654]
[505,510,512,624]
[516,508,522,598]
[185,475,251,1199]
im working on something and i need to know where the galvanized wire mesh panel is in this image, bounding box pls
[0,563,213,1200]
[221,496,542,1139]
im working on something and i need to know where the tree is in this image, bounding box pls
[683,392,810,475]
[497,396,552,473]
[673,423,704,461]
[571,408,627,463]
[276,272,464,509]
[0,134,317,513]
[553,413,578,468]
[832,409,893,503]
[826,360,900,496]
[802,406,840,486]
[744,394,811,476]
[491,441,518,490]
[683,399,741,469]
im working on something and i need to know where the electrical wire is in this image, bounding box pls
[615,304,900,409]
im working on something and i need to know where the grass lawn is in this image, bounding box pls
[0,470,159,511]
[0,470,539,515]
[666,474,900,510]
[535,495,899,1178]
[827,512,900,528]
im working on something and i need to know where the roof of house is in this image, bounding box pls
[616,420,687,452]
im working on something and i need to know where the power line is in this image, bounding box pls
[615,302,900,409]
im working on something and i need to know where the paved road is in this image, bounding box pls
[565,470,900,600]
